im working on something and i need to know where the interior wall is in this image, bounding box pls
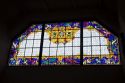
[0,22,9,78]
[3,66,124,83]
[118,0,125,77]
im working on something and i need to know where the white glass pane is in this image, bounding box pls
[75,30,80,37]
[83,47,91,55]
[44,32,49,39]
[57,47,64,55]
[83,38,91,46]
[43,39,50,47]
[101,46,109,55]
[33,40,41,47]
[65,40,72,46]
[34,32,41,39]
[50,48,57,56]
[83,29,91,37]
[73,47,80,55]
[73,38,80,46]
[20,40,26,48]
[92,46,100,55]
[17,49,25,56]
[58,43,64,47]
[26,40,33,47]
[42,48,49,56]
[25,48,32,56]
[65,47,72,55]
[100,37,108,45]
[27,33,34,39]
[92,37,100,45]
[91,29,99,36]
[32,48,40,56]
[50,42,57,47]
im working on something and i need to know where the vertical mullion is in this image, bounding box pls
[90,28,92,64]
[80,22,83,65]
[16,41,20,65]
[72,27,73,65]
[64,26,66,65]
[56,44,58,65]
[99,31,101,64]
[110,37,113,64]
[39,24,45,66]
[48,27,52,65]
[24,35,28,65]
[56,28,59,65]
[31,32,35,65]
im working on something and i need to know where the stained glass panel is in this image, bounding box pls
[83,21,120,65]
[42,22,80,65]
[9,24,42,66]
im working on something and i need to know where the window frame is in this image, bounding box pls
[8,19,121,66]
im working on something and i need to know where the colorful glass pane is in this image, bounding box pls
[9,24,42,66]
[42,22,80,65]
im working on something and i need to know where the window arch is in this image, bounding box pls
[9,21,120,66]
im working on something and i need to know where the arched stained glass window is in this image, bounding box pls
[9,21,120,66]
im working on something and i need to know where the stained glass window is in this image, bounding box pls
[9,21,120,66]
[42,22,80,65]
[9,25,42,65]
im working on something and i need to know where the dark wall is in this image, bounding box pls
[0,23,9,77]
[118,0,125,77]
[2,66,124,83]
[0,1,125,83]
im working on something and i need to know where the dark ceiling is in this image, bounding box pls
[0,0,118,21]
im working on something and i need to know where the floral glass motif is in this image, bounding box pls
[9,24,42,66]
[42,22,80,65]
[83,21,120,65]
